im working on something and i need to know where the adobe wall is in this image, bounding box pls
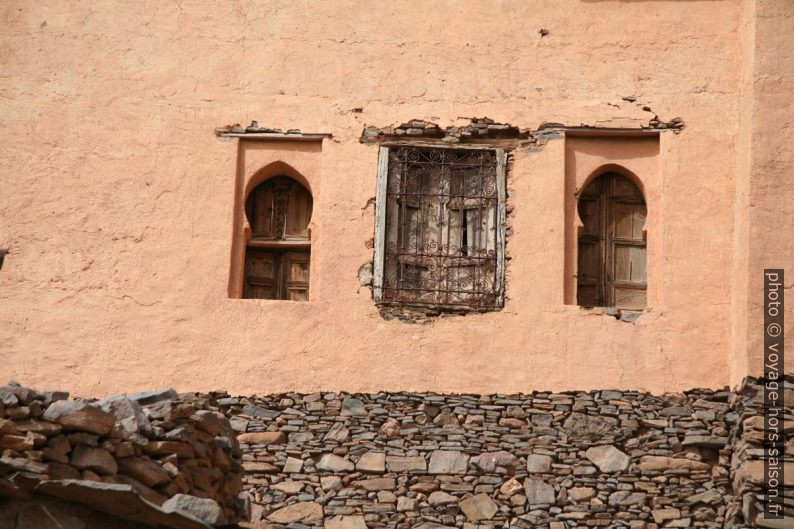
[0,1,791,396]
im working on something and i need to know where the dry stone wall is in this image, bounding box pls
[210,377,793,529]
[0,382,244,527]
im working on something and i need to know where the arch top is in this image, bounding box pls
[578,163,645,198]
[245,161,314,199]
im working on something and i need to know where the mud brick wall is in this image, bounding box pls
[213,382,787,529]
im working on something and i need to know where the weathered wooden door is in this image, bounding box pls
[243,176,312,300]
[577,172,647,310]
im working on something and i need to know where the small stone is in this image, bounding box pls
[636,456,710,472]
[317,453,354,472]
[428,450,469,474]
[459,493,498,522]
[428,491,459,506]
[356,452,385,473]
[341,398,366,416]
[272,481,304,495]
[355,477,395,491]
[128,388,178,406]
[283,457,304,473]
[117,457,171,487]
[471,450,519,473]
[397,496,417,511]
[653,508,681,524]
[524,478,555,505]
[41,400,115,435]
[71,446,118,475]
[241,404,279,419]
[525,454,553,473]
[267,502,323,524]
[379,418,400,438]
[686,488,722,505]
[608,491,647,506]
[585,445,630,472]
[681,435,729,448]
[237,431,286,445]
[324,422,350,442]
[568,487,595,501]
[499,477,523,496]
[386,455,426,472]
[321,475,343,491]
[325,515,368,529]
[162,494,223,525]
[377,490,396,502]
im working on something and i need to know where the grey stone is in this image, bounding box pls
[681,435,729,448]
[386,455,426,472]
[471,450,519,472]
[428,450,469,474]
[524,478,555,505]
[341,398,367,416]
[325,515,368,529]
[128,388,178,406]
[686,488,722,505]
[525,454,553,473]
[162,494,224,525]
[324,422,350,442]
[563,412,619,440]
[41,400,115,436]
[242,404,280,419]
[428,491,458,506]
[585,445,630,472]
[608,491,647,506]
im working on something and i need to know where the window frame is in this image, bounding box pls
[372,144,507,310]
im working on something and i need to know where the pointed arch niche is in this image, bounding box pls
[564,133,660,312]
[228,140,323,300]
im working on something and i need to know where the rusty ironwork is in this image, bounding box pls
[382,146,501,309]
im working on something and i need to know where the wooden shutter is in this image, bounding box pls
[243,176,312,300]
[577,172,647,310]
[283,252,310,301]
[607,175,647,310]
[243,250,278,299]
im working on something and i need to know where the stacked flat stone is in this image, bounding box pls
[212,384,764,529]
[726,376,794,528]
[0,382,244,525]
[360,118,532,144]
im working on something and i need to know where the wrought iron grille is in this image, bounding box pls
[382,146,502,309]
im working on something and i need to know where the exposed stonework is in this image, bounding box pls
[0,382,244,527]
[359,116,684,146]
[203,376,793,529]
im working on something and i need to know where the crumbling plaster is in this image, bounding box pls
[0,1,790,396]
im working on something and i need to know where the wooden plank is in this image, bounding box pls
[372,146,390,302]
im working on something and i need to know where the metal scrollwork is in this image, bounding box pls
[383,146,500,309]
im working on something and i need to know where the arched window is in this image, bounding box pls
[577,172,647,310]
[243,176,312,300]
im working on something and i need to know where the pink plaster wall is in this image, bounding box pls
[0,1,790,396]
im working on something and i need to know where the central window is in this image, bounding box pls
[373,145,506,310]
